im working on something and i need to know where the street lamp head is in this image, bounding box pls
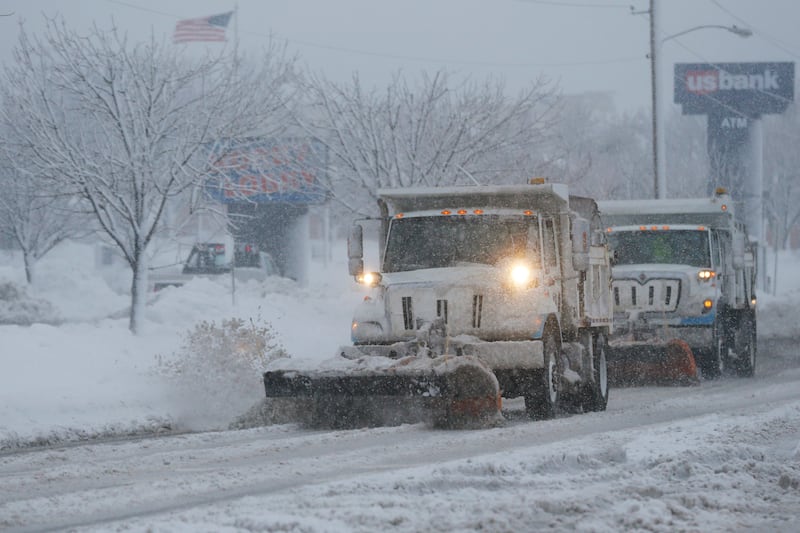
[730,25,753,38]
[662,24,754,43]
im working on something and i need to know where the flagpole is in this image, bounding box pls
[234,2,239,53]
[232,2,239,76]
[231,1,239,308]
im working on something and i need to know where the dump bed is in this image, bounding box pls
[377,183,571,215]
[598,196,734,230]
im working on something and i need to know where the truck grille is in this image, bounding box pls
[437,299,448,324]
[472,294,484,328]
[387,287,497,336]
[613,278,680,312]
[402,296,414,330]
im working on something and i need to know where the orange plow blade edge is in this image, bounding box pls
[608,339,699,386]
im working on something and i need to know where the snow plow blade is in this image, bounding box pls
[607,339,699,386]
[263,356,503,429]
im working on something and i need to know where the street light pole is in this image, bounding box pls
[647,0,752,199]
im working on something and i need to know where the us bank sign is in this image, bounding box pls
[675,62,793,116]
[674,62,794,199]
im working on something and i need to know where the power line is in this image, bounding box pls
[273,42,644,69]
[105,0,181,21]
[103,0,644,70]
[515,0,635,8]
[709,0,800,60]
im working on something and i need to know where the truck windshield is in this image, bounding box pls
[383,215,537,273]
[608,230,710,267]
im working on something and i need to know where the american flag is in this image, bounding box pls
[173,11,233,43]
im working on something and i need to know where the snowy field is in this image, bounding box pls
[1,240,800,531]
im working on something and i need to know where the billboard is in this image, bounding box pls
[674,62,794,116]
[205,137,328,205]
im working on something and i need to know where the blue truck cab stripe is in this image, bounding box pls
[529,314,547,340]
[679,311,716,326]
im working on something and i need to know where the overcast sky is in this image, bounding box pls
[0,0,797,112]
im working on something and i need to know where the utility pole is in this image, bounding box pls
[649,0,660,199]
[633,0,662,199]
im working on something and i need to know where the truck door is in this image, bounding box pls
[716,230,732,301]
[710,230,721,271]
[541,216,562,312]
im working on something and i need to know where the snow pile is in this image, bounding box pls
[0,280,60,325]
[757,248,800,340]
[758,289,800,340]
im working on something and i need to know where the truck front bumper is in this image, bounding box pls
[343,338,544,371]
[609,325,713,360]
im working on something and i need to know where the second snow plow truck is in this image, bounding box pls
[263,181,613,428]
[598,188,757,384]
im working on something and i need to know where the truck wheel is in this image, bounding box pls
[732,314,756,378]
[581,333,609,412]
[525,326,561,420]
[700,318,726,379]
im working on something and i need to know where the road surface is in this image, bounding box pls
[1,338,799,532]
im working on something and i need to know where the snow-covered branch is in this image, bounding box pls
[0,18,301,333]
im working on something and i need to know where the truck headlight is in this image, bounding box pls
[352,320,383,338]
[356,271,382,287]
[509,262,536,289]
[698,269,716,281]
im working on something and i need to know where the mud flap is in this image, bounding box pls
[608,339,699,386]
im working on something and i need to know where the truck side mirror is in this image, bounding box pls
[348,224,364,277]
[732,232,745,270]
[571,217,590,272]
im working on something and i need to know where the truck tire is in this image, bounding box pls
[699,316,726,379]
[732,312,756,378]
[525,325,562,420]
[581,333,609,412]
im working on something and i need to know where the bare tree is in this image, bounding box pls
[0,151,91,283]
[543,92,652,201]
[763,106,800,251]
[0,18,300,333]
[296,69,560,216]
[663,113,708,198]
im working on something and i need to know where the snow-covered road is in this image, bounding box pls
[1,338,798,533]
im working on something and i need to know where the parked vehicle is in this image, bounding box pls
[149,239,279,292]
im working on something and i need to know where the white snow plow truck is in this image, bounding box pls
[263,181,613,428]
[598,188,757,383]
